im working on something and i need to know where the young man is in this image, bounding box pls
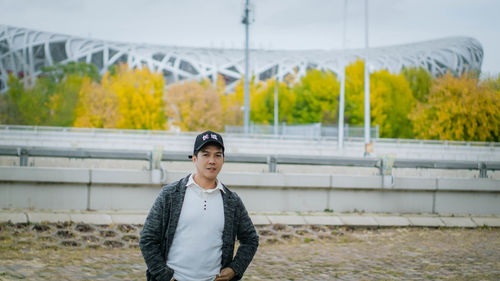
[140,130,259,281]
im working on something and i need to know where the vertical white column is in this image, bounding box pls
[274,77,279,136]
[243,0,251,134]
[338,0,348,150]
[364,0,371,155]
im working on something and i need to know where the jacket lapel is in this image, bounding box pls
[166,175,188,250]
[221,186,235,262]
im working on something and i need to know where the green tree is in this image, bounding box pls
[0,74,51,125]
[251,78,295,125]
[0,62,99,126]
[371,70,415,138]
[41,61,100,84]
[47,74,88,126]
[0,75,27,124]
[291,69,340,124]
[402,66,432,102]
[410,72,500,141]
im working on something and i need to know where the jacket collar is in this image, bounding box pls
[186,173,226,194]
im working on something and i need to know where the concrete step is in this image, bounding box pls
[1,210,498,228]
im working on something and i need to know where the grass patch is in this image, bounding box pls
[0,271,26,279]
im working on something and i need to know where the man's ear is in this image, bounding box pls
[192,154,197,164]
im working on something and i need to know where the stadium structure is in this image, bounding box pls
[0,24,483,92]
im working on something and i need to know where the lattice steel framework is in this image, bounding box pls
[0,24,483,92]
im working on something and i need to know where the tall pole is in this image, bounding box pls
[363,0,371,155]
[338,0,347,150]
[274,77,279,136]
[243,0,251,134]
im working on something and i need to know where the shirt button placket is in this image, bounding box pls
[203,192,207,210]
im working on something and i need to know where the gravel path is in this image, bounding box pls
[1,227,499,280]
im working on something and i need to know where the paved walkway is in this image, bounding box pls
[1,226,499,280]
[1,210,500,280]
[1,209,499,228]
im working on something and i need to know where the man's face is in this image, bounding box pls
[192,144,224,181]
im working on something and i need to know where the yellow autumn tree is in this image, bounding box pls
[74,75,120,128]
[221,76,261,126]
[75,64,166,130]
[410,72,500,141]
[112,65,166,130]
[482,74,500,92]
[344,60,415,138]
[165,79,224,131]
[344,59,366,126]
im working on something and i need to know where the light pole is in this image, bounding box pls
[338,0,348,150]
[242,0,251,134]
[363,0,372,156]
[274,76,279,136]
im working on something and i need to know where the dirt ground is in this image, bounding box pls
[1,227,499,280]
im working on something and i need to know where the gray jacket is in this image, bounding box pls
[140,175,259,281]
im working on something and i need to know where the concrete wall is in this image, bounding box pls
[1,166,499,215]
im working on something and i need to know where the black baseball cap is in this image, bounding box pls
[188,130,225,159]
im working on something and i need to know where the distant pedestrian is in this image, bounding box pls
[140,130,259,281]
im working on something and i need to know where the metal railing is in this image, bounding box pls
[1,145,499,178]
[225,123,380,139]
[1,124,498,147]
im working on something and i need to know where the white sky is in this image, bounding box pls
[1,0,499,76]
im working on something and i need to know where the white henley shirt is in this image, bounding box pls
[167,174,226,281]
